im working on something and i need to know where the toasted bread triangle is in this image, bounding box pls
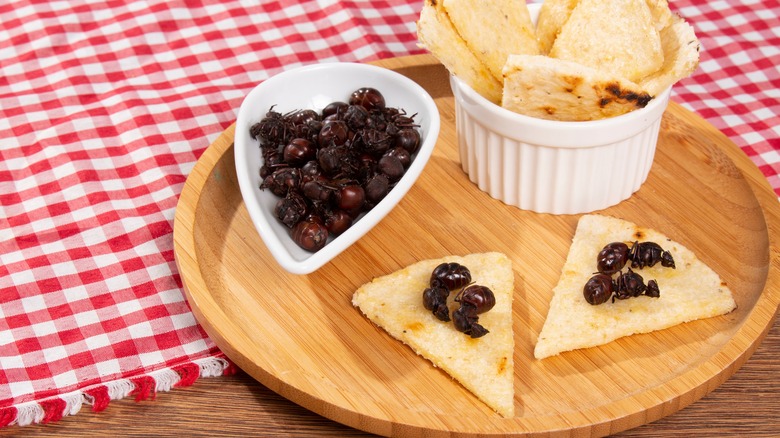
[536,0,579,55]
[549,0,664,83]
[534,215,737,360]
[639,14,701,96]
[502,54,652,121]
[537,0,673,55]
[352,253,515,417]
[443,0,540,81]
[417,0,503,103]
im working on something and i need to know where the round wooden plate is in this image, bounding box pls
[173,55,780,437]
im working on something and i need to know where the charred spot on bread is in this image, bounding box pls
[604,83,653,108]
[632,92,653,107]
[497,356,508,374]
[561,74,583,93]
[605,83,621,96]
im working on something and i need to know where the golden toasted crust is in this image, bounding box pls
[645,0,674,30]
[536,0,579,55]
[534,215,737,360]
[548,0,664,83]
[536,0,670,54]
[444,0,540,81]
[352,252,515,417]
[502,54,652,121]
[639,14,701,96]
[417,0,502,103]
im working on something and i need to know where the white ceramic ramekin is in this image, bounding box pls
[451,75,671,215]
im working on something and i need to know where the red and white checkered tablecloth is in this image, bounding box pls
[0,0,778,429]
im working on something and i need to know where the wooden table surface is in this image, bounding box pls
[4,314,778,437]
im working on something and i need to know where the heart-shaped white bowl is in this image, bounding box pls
[234,62,440,275]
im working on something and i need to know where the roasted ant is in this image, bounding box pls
[451,284,495,338]
[596,240,675,275]
[612,268,648,301]
[430,262,472,290]
[422,285,451,322]
[629,241,676,269]
[452,303,489,338]
[454,284,496,314]
[583,273,615,305]
[423,263,472,322]
[596,242,630,275]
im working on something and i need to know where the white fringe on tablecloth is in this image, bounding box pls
[5,355,233,428]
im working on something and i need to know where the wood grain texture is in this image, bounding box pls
[6,54,777,437]
[4,322,779,437]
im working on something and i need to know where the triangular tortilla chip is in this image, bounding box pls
[537,0,671,55]
[536,0,579,54]
[502,54,652,121]
[534,214,736,360]
[639,14,701,96]
[352,252,515,417]
[443,0,540,82]
[549,0,664,83]
[417,0,502,103]
[645,0,674,31]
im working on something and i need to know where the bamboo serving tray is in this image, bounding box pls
[173,55,780,437]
